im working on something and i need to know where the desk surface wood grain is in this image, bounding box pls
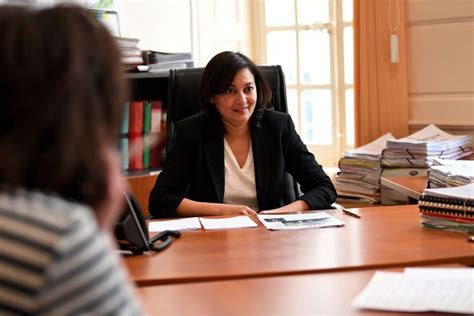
[380,176,428,199]
[125,205,474,286]
[138,265,464,316]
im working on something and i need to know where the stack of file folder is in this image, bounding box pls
[141,51,194,73]
[418,183,474,233]
[335,133,395,204]
[114,37,144,70]
[428,158,474,188]
[381,124,472,168]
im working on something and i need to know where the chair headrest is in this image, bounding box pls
[167,65,287,124]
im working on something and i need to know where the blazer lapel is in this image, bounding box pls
[203,127,225,202]
[251,121,270,209]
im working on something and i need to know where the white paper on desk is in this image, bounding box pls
[199,216,258,230]
[352,270,474,314]
[148,217,201,232]
[404,267,474,281]
[257,212,344,230]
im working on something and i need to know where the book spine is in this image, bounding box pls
[150,100,162,133]
[142,101,152,134]
[129,134,143,170]
[120,102,129,135]
[119,137,129,171]
[129,101,143,135]
[143,134,150,169]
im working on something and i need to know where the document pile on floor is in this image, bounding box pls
[381,124,472,168]
[335,133,395,204]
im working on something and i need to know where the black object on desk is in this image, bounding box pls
[342,208,361,219]
[115,192,180,255]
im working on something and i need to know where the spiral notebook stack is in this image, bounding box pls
[418,183,474,233]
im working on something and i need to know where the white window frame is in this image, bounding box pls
[251,0,353,167]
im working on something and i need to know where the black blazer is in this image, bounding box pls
[149,110,336,217]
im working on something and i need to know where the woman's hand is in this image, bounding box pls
[260,199,311,214]
[259,207,299,215]
[220,204,257,216]
[177,198,257,217]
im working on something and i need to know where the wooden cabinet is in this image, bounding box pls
[127,173,159,215]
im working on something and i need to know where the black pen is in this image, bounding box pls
[342,209,361,219]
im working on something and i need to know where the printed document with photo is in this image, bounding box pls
[257,212,344,230]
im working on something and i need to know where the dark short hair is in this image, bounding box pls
[0,5,128,207]
[199,51,272,126]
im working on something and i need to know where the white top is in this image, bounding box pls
[223,138,258,211]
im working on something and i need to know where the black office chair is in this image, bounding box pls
[166,65,301,205]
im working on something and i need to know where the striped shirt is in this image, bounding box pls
[0,190,142,315]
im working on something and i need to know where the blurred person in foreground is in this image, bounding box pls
[0,5,142,315]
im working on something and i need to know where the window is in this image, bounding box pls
[256,0,354,166]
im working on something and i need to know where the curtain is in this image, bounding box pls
[353,0,409,147]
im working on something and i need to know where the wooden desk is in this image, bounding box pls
[380,176,428,200]
[125,205,474,286]
[138,265,464,315]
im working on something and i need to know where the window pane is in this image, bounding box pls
[343,0,353,22]
[299,30,331,84]
[301,89,332,145]
[286,88,299,130]
[345,88,354,146]
[267,31,297,84]
[265,0,295,26]
[343,26,354,85]
[297,0,329,25]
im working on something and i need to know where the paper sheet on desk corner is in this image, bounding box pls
[352,269,474,314]
[199,216,258,230]
[148,217,201,232]
[257,212,344,230]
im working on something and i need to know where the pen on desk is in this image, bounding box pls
[342,209,361,219]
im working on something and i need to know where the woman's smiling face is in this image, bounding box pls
[212,67,257,129]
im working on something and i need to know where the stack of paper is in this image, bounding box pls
[148,216,258,232]
[428,159,474,188]
[381,124,472,168]
[353,268,474,314]
[114,37,144,70]
[335,133,395,203]
[418,183,474,233]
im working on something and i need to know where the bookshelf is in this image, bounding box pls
[125,71,169,213]
[127,70,168,105]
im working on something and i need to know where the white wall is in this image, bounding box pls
[405,0,474,136]
[115,0,192,53]
[116,0,252,67]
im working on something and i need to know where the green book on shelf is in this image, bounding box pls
[143,134,150,169]
[143,101,152,134]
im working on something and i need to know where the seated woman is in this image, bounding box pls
[0,5,141,315]
[149,51,336,218]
